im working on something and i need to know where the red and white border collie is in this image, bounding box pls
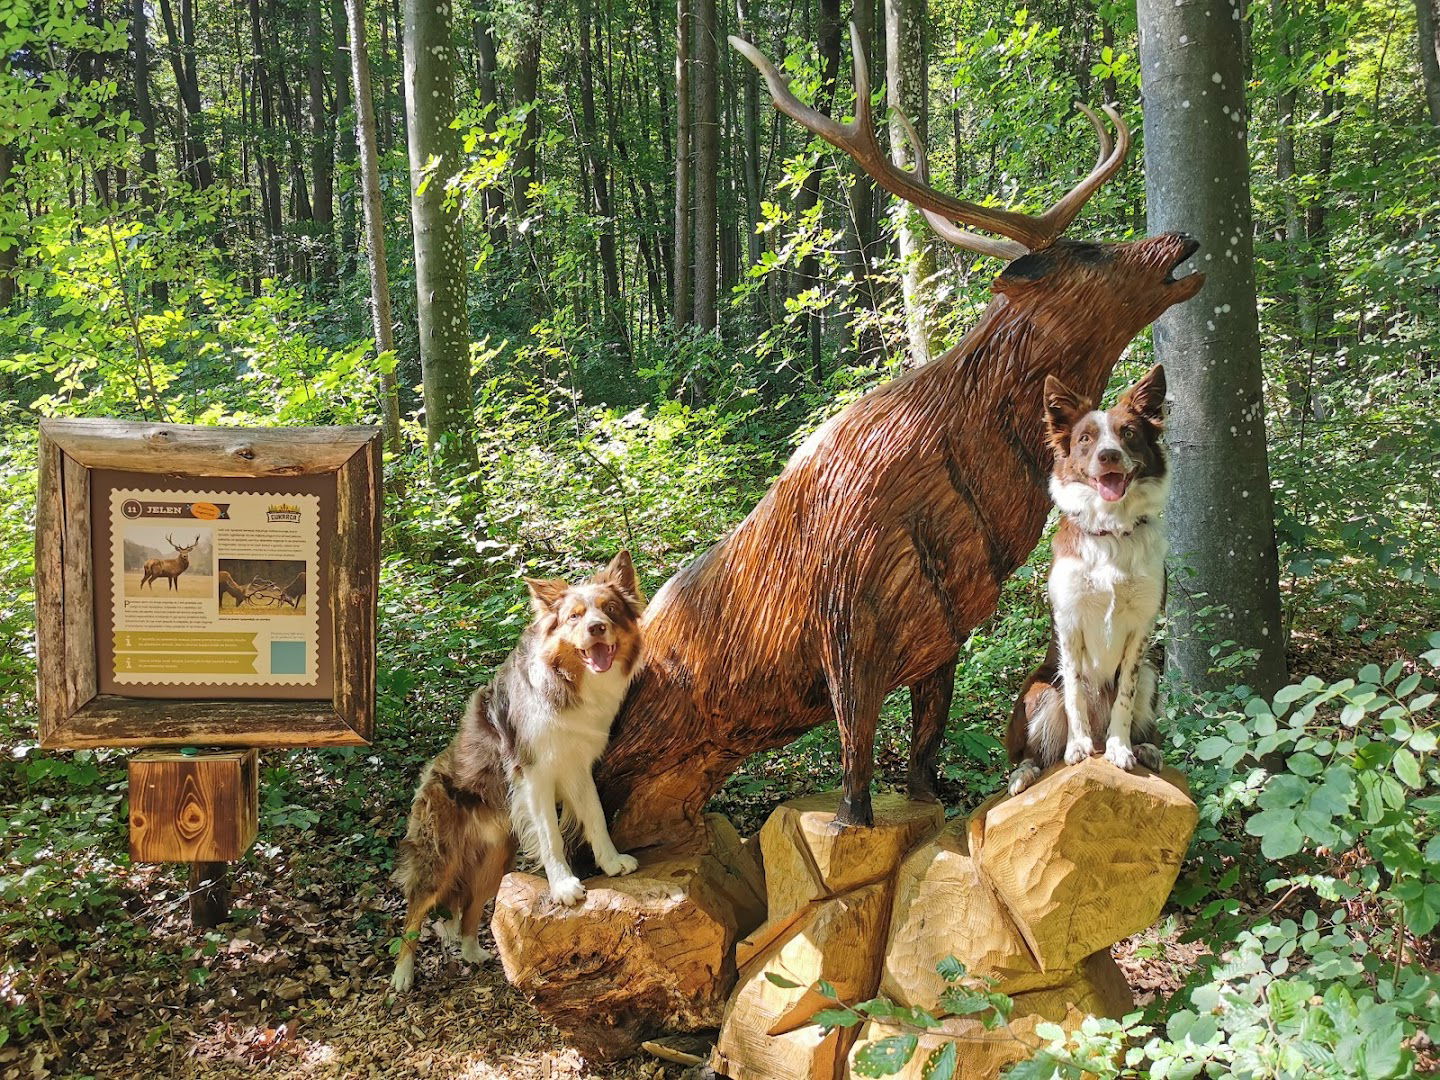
[390,551,646,991]
[1007,365,1169,794]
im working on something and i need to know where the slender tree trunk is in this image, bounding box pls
[331,0,358,276]
[674,0,693,325]
[578,0,623,333]
[309,0,335,263]
[158,0,215,189]
[473,3,508,243]
[512,0,543,217]
[248,0,285,267]
[131,0,158,202]
[1271,0,1316,417]
[345,0,401,449]
[0,145,14,308]
[403,0,476,472]
[1417,0,1440,126]
[1138,0,1287,696]
[886,0,941,365]
[734,0,762,322]
[691,0,719,331]
[791,0,841,379]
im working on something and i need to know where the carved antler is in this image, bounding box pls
[165,533,176,549]
[729,23,1130,259]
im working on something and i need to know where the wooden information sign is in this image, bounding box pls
[36,419,381,748]
[35,419,381,925]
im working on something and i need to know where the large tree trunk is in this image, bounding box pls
[1417,0,1440,127]
[345,0,401,450]
[673,0,693,326]
[691,0,719,332]
[248,0,285,267]
[403,0,475,471]
[511,0,543,217]
[1138,0,1287,696]
[130,0,158,202]
[885,0,942,366]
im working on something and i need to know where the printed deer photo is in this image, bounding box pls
[217,559,308,615]
[121,528,213,599]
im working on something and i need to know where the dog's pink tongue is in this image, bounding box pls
[1096,472,1130,502]
[585,643,615,673]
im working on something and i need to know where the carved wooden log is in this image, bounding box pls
[491,814,764,1061]
[714,792,940,1080]
[711,764,1195,1080]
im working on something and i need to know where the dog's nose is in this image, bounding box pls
[588,621,608,637]
[1097,448,1122,466]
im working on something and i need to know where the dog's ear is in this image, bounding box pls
[1044,375,1091,452]
[597,549,646,611]
[1120,364,1166,425]
[524,577,570,615]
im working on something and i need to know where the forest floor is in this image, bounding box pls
[8,792,1209,1080]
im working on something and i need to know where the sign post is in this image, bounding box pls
[35,419,382,924]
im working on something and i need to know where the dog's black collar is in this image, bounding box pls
[1075,514,1152,538]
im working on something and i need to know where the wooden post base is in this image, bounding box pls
[129,749,259,929]
[189,861,230,927]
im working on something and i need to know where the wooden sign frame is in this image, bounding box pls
[36,419,382,749]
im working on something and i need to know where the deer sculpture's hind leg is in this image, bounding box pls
[823,620,887,829]
[907,655,956,803]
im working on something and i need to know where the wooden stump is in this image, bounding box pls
[491,814,764,1061]
[712,791,941,1080]
[978,758,1196,972]
[710,765,1194,1080]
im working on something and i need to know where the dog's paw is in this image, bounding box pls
[1008,762,1042,795]
[459,936,492,964]
[1105,737,1138,771]
[550,876,586,906]
[390,958,415,994]
[1064,736,1096,765]
[1135,743,1164,771]
[601,853,639,877]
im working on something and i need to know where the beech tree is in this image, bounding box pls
[1138,0,1287,694]
[402,0,475,471]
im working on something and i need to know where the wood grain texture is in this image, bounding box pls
[51,697,366,748]
[978,758,1197,972]
[40,418,376,476]
[35,432,69,744]
[491,816,763,1061]
[758,791,942,924]
[129,749,258,862]
[34,420,381,749]
[330,435,382,741]
[880,818,1046,1008]
[595,232,1206,848]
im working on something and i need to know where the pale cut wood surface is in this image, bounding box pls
[40,418,378,476]
[845,1009,1054,1080]
[759,790,942,924]
[492,815,763,1061]
[129,748,259,862]
[880,818,1045,1007]
[715,1023,851,1080]
[979,758,1197,971]
[1007,949,1134,1023]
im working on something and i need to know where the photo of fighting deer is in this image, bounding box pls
[217,558,308,615]
[120,527,213,599]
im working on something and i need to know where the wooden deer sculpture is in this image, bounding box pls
[141,534,200,591]
[595,26,1206,840]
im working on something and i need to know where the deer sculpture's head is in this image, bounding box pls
[730,26,1204,352]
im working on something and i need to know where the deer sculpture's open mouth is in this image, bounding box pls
[1162,235,1203,285]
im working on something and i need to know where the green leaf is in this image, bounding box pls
[1195,736,1231,761]
[1275,684,1309,704]
[1289,751,1323,776]
[922,1041,958,1080]
[1247,808,1304,858]
[1395,673,1421,697]
[766,973,801,989]
[813,1007,862,1029]
[853,1034,920,1077]
[1393,748,1422,789]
